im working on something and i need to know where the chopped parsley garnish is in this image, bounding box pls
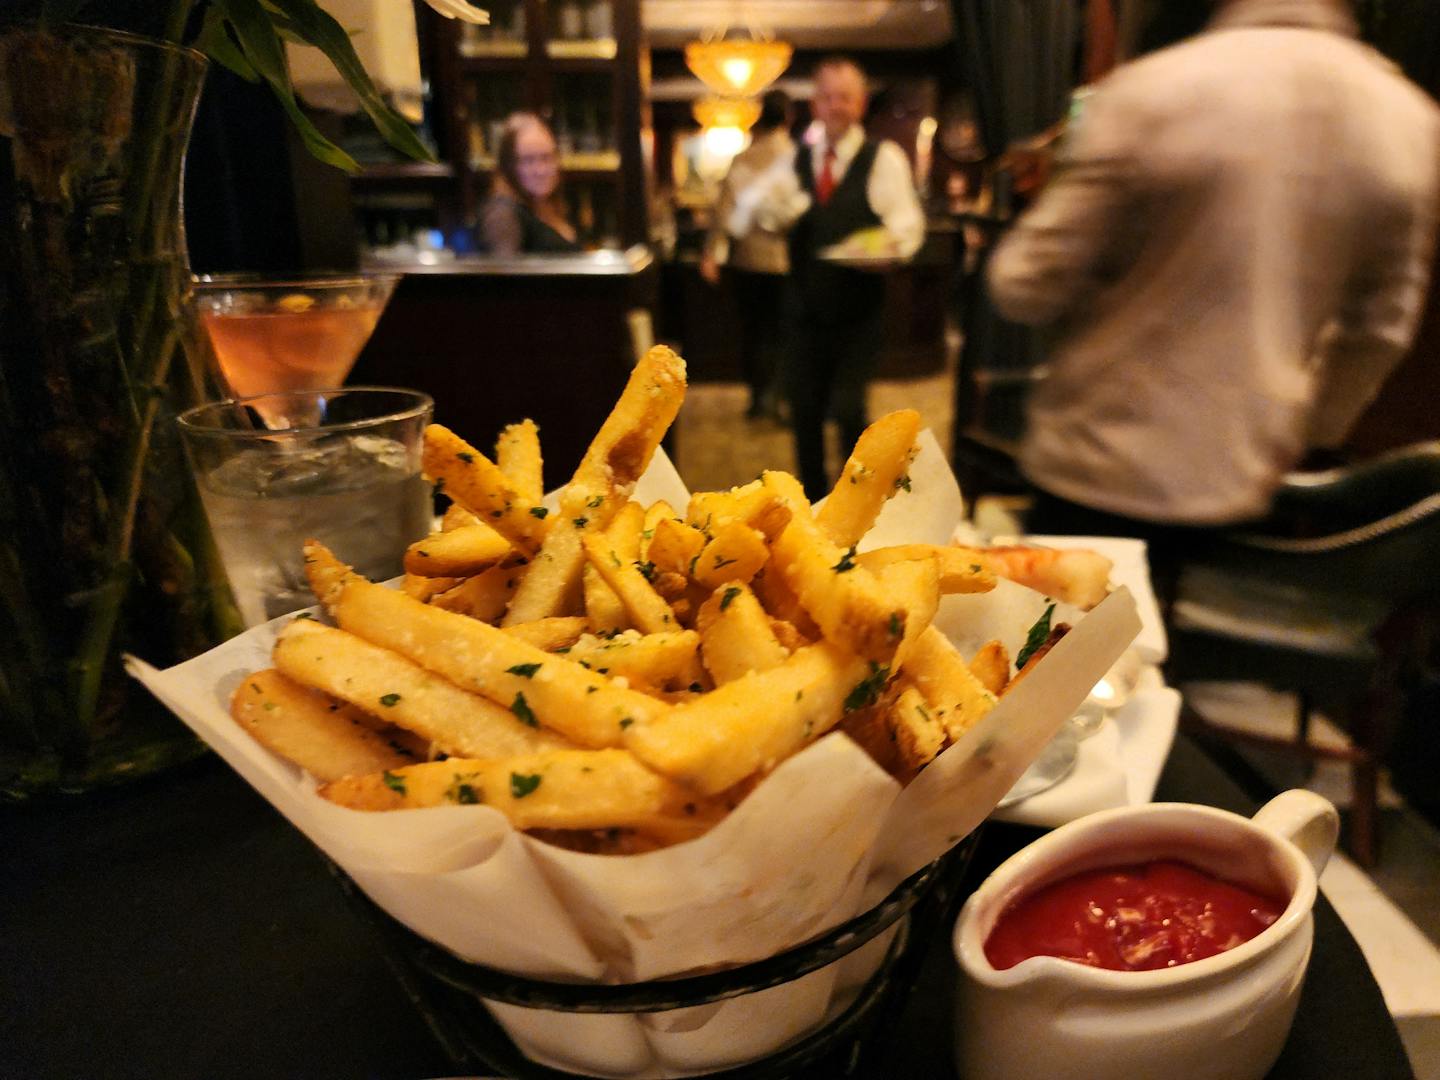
[713,554,737,570]
[447,775,482,804]
[456,451,474,464]
[843,662,890,713]
[415,549,429,558]
[510,691,538,726]
[641,527,654,540]
[689,553,701,576]
[970,564,983,573]
[888,612,902,640]
[719,586,742,611]
[619,717,634,729]
[1015,604,1056,670]
[379,692,401,707]
[529,506,549,519]
[506,662,542,678]
[382,771,407,796]
[832,546,858,573]
[587,494,604,508]
[510,772,542,799]
[609,551,622,568]
[895,474,912,492]
[293,611,314,620]
[572,516,588,529]
[635,560,657,582]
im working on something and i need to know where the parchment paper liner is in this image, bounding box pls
[129,431,1140,1076]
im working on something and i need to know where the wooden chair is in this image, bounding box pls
[1167,442,1440,866]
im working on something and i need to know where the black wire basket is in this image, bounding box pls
[332,831,981,1079]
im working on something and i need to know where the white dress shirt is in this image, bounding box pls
[988,0,1440,524]
[748,124,926,259]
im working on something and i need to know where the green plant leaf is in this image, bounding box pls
[263,0,436,164]
[195,4,260,82]
[209,0,360,173]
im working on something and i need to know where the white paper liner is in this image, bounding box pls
[127,432,1140,1077]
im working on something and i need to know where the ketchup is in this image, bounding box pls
[984,860,1286,972]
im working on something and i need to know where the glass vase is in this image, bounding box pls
[0,24,242,799]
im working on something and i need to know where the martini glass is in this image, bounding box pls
[193,272,399,428]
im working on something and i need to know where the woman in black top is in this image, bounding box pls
[479,113,580,255]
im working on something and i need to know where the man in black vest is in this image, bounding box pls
[757,57,925,499]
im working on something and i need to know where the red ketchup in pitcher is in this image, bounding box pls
[984,860,1286,972]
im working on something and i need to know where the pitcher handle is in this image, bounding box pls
[1252,789,1339,877]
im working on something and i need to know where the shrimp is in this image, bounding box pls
[978,546,1114,610]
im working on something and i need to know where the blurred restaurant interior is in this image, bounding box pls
[5,0,1440,1077]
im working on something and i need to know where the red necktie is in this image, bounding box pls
[816,145,837,205]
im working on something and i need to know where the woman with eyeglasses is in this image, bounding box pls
[479,112,580,255]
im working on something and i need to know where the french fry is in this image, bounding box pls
[502,616,590,651]
[442,504,481,531]
[874,557,940,670]
[767,616,812,653]
[696,583,789,685]
[402,573,462,602]
[856,545,997,595]
[623,641,875,795]
[686,479,791,541]
[583,562,632,635]
[581,531,680,634]
[647,517,706,579]
[815,409,921,547]
[605,501,646,559]
[274,620,572,759]
[430,558,526,622]
[640,500,675,561]
[887,684,947,775]
[503,517,587,625]
[423,424,549,554]
[969,640,1011,696]
[304,541,666,748]
[904,625,997,742]
[319,748,725,838]
[762,470,907,664]
[691,521,769,590]
[565,629,705,691]
[404,522,512,577]
[565,345,687,513]
[495,419,544,506]
[231,668,422,781]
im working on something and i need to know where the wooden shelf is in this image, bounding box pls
[457,39,528,58]
[353,162,456,183]
[469,151,621,176]
[545,38,617,60]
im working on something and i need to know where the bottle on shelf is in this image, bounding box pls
[558,0,584,40]
[585,0,613,40]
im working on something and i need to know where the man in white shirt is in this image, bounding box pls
[756,57,925,498]
[988,0,1440,543]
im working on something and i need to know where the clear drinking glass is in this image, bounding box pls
[177,388,433,627]
[193,273,399,427]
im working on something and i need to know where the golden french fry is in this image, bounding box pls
[856,545,997,595]
[640,500,675,561]
[581,531,680,634]
[430,558,526,622]
[605,501,646,559]
[231,667,422,781]
[442,504,481,531]
[767,615,812,653]
[502,616,590,651]
[402,573,463,602]
[583,562,632,635]
[874,557,940,670]
[274,620,572,759]
[969,640,1011,697]
[565,345,687,513]
[623,641,876,795]
[495,419,544,506]
[905,625,997,742]
[319,749,724,837]
[816,409,922,547]
[887,684,947,774]
[423,424,549,554]
[404,522,512,577]
[762,470,907,664]
[686,479,791,541]
[566,629,705,691]
[503,517,586,625]
[303,541,665,748]
[691,521,769,590]
[696,582,789,685]
[647,517,706,579]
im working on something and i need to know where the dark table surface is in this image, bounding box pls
[0,734,1414,1080]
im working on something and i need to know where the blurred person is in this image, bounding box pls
[700,90,795,422]
[758,57,926,499]
[988,0,1440,587]
[480,113,580,255]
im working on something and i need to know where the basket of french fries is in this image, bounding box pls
[130,346,1142,1078]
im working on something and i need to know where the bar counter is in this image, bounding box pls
[0,735,1412,1079]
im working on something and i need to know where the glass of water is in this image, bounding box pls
[177,387,433,627]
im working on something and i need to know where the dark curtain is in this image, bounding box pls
[948,0,1081,485]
